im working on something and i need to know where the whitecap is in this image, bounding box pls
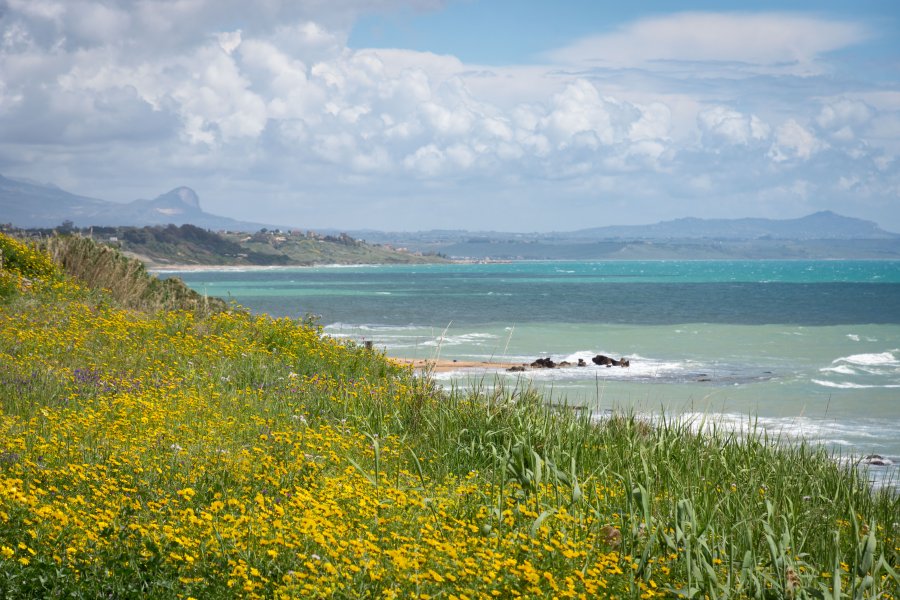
[324,323,421,332]
[837,351,899,367]
[819,365,857,375]
[419,332,500,347]
[812,379,876,389]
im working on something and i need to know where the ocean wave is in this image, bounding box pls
[324,323,423,332]
[836,350,899,367]
[419,332,500,347]
[812,379,900,389]
[815,349,900,389]
[819,365,857,375]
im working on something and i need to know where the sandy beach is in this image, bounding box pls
[392,358,523,373]
[146,263,315,273]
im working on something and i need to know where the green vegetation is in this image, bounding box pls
[0,231,897,599]
[43,234,227,314]
[4,224,447,267]
[228,230,447,266]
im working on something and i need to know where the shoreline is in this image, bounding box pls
[149,264,315,273]
[392,358,523,373]
[147,261,466,273]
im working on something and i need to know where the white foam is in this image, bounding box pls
[819,365,856,375]
[419,332,500,347]
[324,323,422,332]
[812,380,864,389]
[837,351,899,367]
[846,334,860,342]
[811,380,900,389]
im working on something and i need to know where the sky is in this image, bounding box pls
[1,1,899,232]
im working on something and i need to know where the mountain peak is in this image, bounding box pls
[156,187,200,210]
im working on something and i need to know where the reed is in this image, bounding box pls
[44,233,227,315]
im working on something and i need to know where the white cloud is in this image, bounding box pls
[698,107,770,146]
[6,0,65,22]
[0,2,896,230]
[545,12,870,76]
[629,102,671,142]
[403,144,444,176]
[68,2,131,44]
[217,30,243,55]
[815,98,876,146]
[768,120,828,162]
[817,99,873,130]
[539,80,638,147]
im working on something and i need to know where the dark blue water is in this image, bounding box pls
[170,261,900,326]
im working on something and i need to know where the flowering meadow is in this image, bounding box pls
[0,232,897,599]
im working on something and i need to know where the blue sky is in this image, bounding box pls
[1,0,899,231]
[351,1,896,67]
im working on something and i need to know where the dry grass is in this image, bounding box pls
[44,234,227,315]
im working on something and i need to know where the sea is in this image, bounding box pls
[163,260,900,490]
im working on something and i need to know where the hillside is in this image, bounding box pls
[222,230,446,266]
[6,224,447,267]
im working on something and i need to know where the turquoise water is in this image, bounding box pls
[167,261,900,489]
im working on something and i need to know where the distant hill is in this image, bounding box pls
[0,174,111,226]
[0,174,269,231]
[7,224,448,267]
[347,213,900,260]
[567,211,898,240]
[4,172,898,261]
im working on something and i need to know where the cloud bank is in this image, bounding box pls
[0,2,897,230]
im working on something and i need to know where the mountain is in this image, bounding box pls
[346,213,900,260]
[0,174,269,231]
[0,174,111,226]
[567,211,898,240]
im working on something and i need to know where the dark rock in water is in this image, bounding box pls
[577,358,587,367]
[592,354,631,367]
[530,357,556,368]
[697,377,711,382]
[863,454,892,466]
[558,361,572,367]
[592,354,614,366]
[507,365,526,372]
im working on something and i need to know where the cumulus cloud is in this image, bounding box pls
[769,120,828,162]
[0,2,896,229]
[698,107,770,147]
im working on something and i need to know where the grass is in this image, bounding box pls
[0,231,897,599]
[43,234,227,315]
